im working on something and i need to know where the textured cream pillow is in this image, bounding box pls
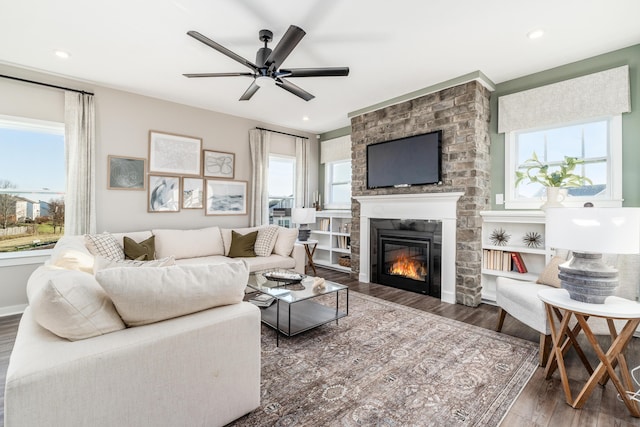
[536,256,565,288]
[273,227,298,256]
[95,261,249,327]
[84,232,125,260]
[152,227,224,259]
[254,225,280,256]
[27,266,125,341]
[93,255,176,274]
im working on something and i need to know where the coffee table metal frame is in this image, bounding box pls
[247,272,348,346]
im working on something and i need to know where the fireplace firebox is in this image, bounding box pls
[370,219,441,297]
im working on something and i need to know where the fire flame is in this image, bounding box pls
[389,254,427,281]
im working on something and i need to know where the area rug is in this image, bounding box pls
[230,292,538,427]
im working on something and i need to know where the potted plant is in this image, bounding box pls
[515,152,592,209]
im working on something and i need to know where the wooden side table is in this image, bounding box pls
[538,288,640,417]
[297,239,318,276]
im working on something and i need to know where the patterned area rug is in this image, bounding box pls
[230,292,538,427]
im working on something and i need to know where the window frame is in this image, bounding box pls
[267,154,296,227]
[504,115,622,210]
[324,159,352,210]
[0,115,65,259]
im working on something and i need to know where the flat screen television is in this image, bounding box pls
[366,130,442,189]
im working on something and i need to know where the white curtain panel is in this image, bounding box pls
[249,129,270,226]
[64,92,96,235]
[295,137,310,208]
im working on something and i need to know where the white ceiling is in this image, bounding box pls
[1,0,639,134]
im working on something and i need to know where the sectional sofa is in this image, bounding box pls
[4,225,304,427]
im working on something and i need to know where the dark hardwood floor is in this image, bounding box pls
[0,267,638,426]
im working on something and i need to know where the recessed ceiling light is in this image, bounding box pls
[54,50,70,59]
[527,29,544,40]
[302,116,309,121]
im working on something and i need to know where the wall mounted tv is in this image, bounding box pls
[366,130,442,189]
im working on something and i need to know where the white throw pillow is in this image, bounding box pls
[93,255,176,274]
[27,266,125,341]
[95,261,249,327]
[254,225,280,257]
[84,232,125,260]
[273,227,298,256]
[49,236,95,273]
[153,227,224,259]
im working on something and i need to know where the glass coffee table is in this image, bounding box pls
[247,270,349,346]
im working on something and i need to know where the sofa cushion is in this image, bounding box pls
[124,235,156,260]
[95,262,249,327]
[273,227,298,256]
[537,256,564,288]
[228,231,257,258]
[26,265,126,341]
[93,255,175,273]
[221,227,258,256]
[49,235,94,273]
[254,225,279,256]
[84,233,125,260]
[241,254,296,272]
[153,227,224,259]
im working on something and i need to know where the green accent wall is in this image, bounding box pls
[489,43,640,209]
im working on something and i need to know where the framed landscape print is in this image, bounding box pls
[107,155,145,190]
[148,175,181,212]
[205,179,247,215]
[148,131,202,176]
[203,150,235,179]
[182,177,204,209]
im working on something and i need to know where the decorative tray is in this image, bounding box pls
[262,271,305,283]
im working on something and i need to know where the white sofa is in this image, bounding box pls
[4,225,304,427]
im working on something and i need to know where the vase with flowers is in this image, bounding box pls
[515,152,592,210]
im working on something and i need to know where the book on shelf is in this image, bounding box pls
[336,235,351,249]
[483,249,528,273]
[318,218,330,231]
[511,252,528,273]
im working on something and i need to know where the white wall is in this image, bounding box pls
[0,63,319,313]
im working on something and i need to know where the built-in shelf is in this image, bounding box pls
[309,210,351,273]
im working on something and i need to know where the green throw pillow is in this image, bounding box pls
[124,236,156,261]
[228,231,257,258]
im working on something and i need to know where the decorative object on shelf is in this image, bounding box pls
[203,150,235,179]
[546,207,640,303]
[515,152,592,210]
[312,191,322,211]
[338,256,351,268]
[523,231,543,248]
[107,156,145,190]
[489,228,511,246]
[205,179,247,215]
[148,131,202,176]
[148,175,180,212]
[292,208,316,241]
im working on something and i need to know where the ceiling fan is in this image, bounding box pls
[183,25,349,101]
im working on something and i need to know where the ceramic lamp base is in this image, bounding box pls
[297,227,311,241]
[558,252,618,304]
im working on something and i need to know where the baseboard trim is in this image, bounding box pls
[0,304,27,317]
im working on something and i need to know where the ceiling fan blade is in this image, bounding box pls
[183,72,255,78]
[265,25,306,71]
[239,81,260,101]
[278,67,350,78]
[187,31,258,72]
[276,78,315,101]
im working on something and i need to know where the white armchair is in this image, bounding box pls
[495,254,640,367]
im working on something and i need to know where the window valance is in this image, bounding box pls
[320,135,351,164]
[498,65,630,133]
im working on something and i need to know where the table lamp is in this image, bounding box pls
[292,207,316,241]
[546,207,640,303]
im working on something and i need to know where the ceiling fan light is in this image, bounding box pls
[255,76,275,88]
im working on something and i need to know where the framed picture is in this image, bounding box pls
[182,177,204,209]
[107,155,146,190]
[205,179,247,215]
[148,131,202,176]
[203,150,235,179]
[148,175,181,212]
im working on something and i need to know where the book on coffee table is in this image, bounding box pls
[249,293,275,307]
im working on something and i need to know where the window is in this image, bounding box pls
[268,155,295,227]
[0,115,65,253]
[505,116,622,209]
[325,160,352,209]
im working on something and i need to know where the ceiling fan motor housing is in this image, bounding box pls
[256,47,272,68]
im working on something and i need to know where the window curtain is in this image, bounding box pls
[295,137,310,208]
[249,129,270,226]
[64,92,96,235]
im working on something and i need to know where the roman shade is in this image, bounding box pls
[320,135,351,164]
[498,65,630,134]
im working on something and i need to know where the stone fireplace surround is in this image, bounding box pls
[355,193,462,304]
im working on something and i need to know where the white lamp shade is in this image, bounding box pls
[291,208,316,225]
[546,207,640,254]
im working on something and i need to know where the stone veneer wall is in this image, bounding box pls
[350,81,491,306]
